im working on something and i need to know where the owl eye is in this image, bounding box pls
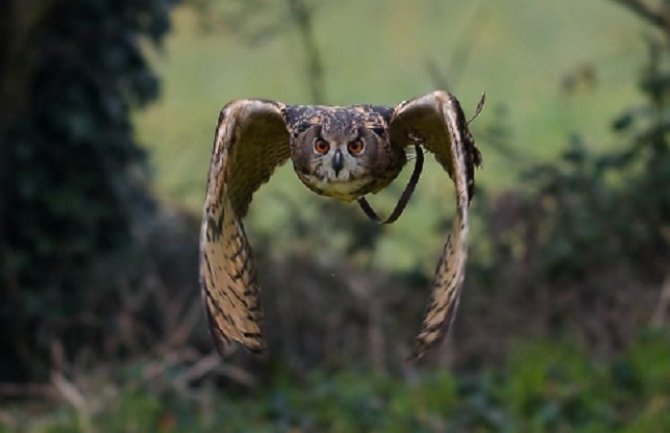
[348,140,365,155]
[314,138,330,154]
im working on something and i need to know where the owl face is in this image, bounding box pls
[291,117,405,202]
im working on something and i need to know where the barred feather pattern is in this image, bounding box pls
[200,100,290,353]
[400,93,476,360]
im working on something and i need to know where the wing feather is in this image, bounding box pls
[200,99,290,353]
[390,91,482,360]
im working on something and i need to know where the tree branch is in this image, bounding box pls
[287,0,326,104]
[609,0,670,37]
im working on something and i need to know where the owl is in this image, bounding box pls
[200,91,482,360]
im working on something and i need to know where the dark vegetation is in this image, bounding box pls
[1,0,669,431]
[2,333,670,432]
[0,0,174,382]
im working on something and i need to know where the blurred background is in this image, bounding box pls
[1,0,669,431]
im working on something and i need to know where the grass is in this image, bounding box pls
[3,331,669,432]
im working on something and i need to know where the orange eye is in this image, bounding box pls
[314,138,330,154]
[348,140,365,155]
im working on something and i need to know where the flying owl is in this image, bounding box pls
[200,90,482,360]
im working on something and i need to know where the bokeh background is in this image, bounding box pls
[2,0,670,431]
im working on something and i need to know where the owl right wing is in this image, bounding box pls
[389,91,482,360]
[200,99,291,354]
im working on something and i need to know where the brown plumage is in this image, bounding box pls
[200,91,482,360]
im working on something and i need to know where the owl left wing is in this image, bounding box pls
[201,99,291,354]
[389,91,482,360]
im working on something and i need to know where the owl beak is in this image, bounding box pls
[332,149,344,176]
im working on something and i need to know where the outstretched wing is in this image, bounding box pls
[200,99,291,353]
[389,91,482,360]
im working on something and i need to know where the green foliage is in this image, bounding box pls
[0,0,176,381]
[518,35,670,280]
[462,11,670,356]
[3,332,668,433]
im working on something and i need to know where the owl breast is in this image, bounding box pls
[295,163,403,202]
[295,172,376,202]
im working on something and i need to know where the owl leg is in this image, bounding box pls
[356,144,424,224]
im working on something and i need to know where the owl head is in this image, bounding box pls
[290,109,406,202]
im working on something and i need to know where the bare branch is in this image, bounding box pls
[651,274,670,327]
[52,373,93,433]
[174,353,257,390]
[286,0,326,103]
[609,0,670,37]
[0,382,55,398]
